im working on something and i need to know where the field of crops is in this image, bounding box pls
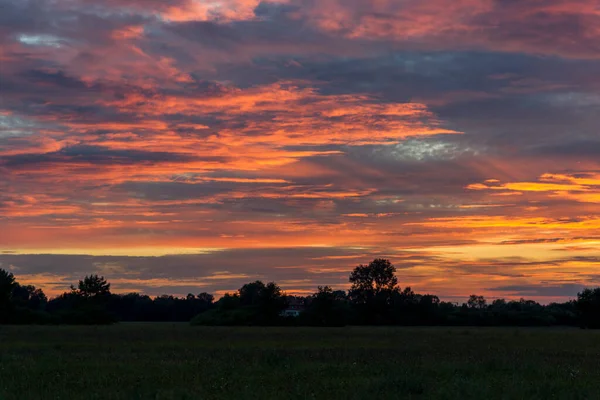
[1,324,599,399]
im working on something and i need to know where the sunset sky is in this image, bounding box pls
[1,0,599,302]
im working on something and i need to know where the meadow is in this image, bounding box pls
[1,324,599,399]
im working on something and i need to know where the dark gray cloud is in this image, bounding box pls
[486,284,587,298]
[525,140,600,159]
[2,146,200,167]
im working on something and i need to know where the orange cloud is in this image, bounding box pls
[3,82,458,190]
[467,172,600,203]
[296,0,600,58]
[410,216,600,230]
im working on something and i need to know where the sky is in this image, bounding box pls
[0,0,599,302]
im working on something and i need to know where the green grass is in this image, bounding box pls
[1,324,600,399]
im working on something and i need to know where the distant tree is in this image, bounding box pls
[0,269,17,322]
[412,294,441,325]
[12,284,48,310]
[304,286,349,326]
[260,282,287,316]
[0,269,17,307]
[416,294,440,313]
[331,289,347,299]
[397,287,418,303]
[239,281,267,306]
[192,281,287,326]
[466,295,487,309]
[576,288,600,328]
[197,292,214,305]
[191,292,242,326]
[438,301,459,318]
[389,287,441,325]
[239,281,285,308]
[2,264,592,327]
[46,275,116,324]
[349,259,398,304]
[491,298,507,309]
[107,293,154,321]
[546,301,578,326]
[73,275,111,298]
[349,259,399,324]
[238,281,287,322]
[218,293,241,310]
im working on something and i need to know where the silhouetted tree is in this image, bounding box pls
[466,295,487,309]
[2,265,596,327]
[415,294,441,324]
[349,259,399,324]
[239,280,287,324]
[46,275,116,324]
[239,281,266,306]
[546,301,577,326]
[0,269,17,322]
[349,259,398,303]
[192,281,287,326]
[218,293,241,310]
[576,288,600,328]
[0,269,16,301]
[259,282,287,317]
[197,292,214,304]
[303,286,349,326]
[107,293,154,321]
[73,275,111,298]
[12,284,48,310]
[491,298,507,308]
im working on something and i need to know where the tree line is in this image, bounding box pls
[2,259,600,327]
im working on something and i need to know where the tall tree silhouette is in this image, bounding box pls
[0,269,17,321]
[304,286,349,326]
[349,259,399,324]
[239,281,287,323]
[197,292,214,305]
[0,269,16,301]
[576,288,600,328]
[466,295,487,309]
[73,275,111,298]
[349,259,398,304]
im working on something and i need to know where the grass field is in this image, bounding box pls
[1,324,599,399]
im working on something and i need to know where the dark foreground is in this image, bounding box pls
[1,325,599,399]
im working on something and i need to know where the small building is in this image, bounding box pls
[280,296,306,317]
[281,309,302,317]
